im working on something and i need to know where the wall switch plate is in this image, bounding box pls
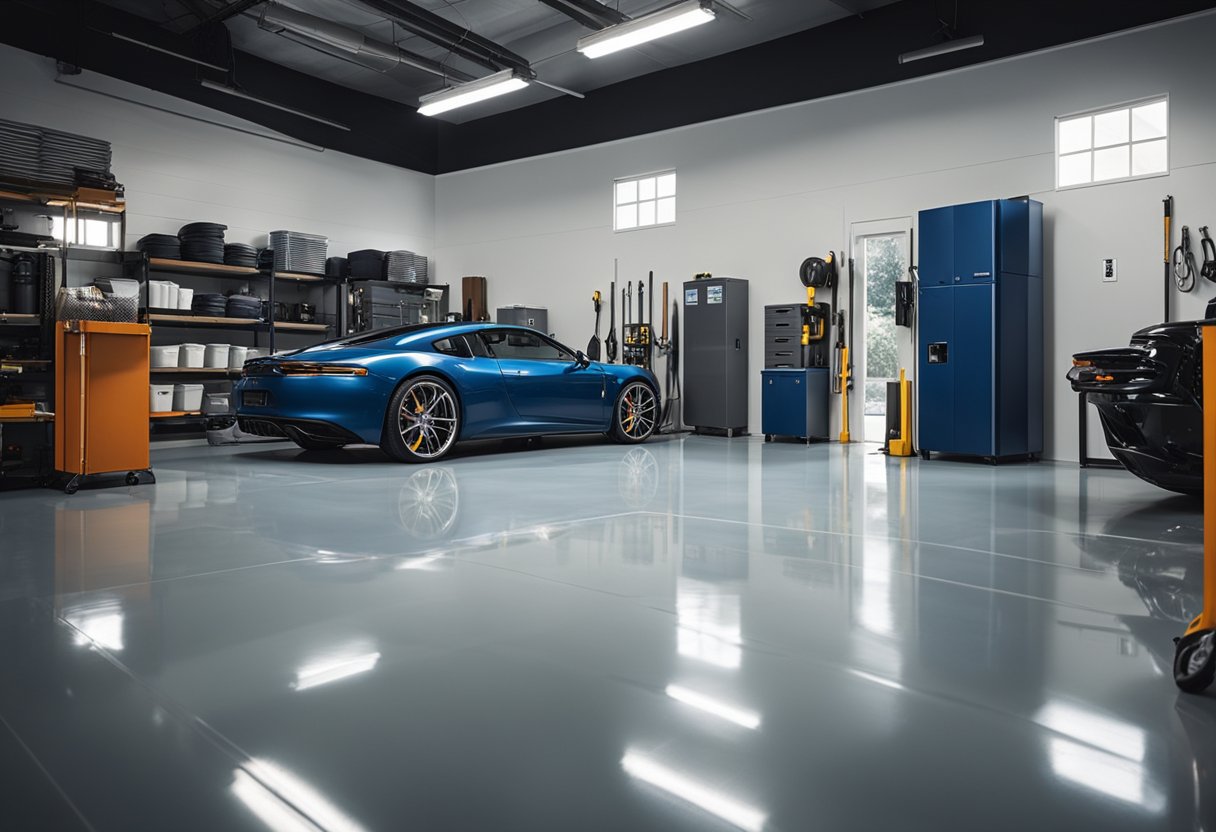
[1103,258,1117,282]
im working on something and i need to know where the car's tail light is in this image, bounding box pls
[1072,359,1092,367]
[276,362,368,376]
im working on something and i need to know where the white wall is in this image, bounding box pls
[434,11,1216,461]
[0,45,435,264]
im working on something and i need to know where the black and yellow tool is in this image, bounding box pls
[887,368,913,456]
[1174,324,1216,692]
[587,290,603,360]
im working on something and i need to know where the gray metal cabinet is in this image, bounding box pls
[682,277,748,435]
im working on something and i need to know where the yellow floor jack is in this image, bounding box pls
[1174,324,1216,692]
[887,369,913,457]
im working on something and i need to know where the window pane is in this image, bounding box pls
[1092,109,1128,148]
[638,177,656,201]
[84,220,109,247]
[615,180,637,205]
[1093,145,1129,182]
[656,197,676,224]
[616,203,638,230]
[1058,116,1092,154]
[656,173,676,198]
[1131,139,1168,176]
[1058,151,1091,187]
[1131,100,1167,141]
[638,200,656,227]
[50,216,65,242]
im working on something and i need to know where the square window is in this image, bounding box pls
[1131,139,1168,176]
[638,200,656,226]
[1131,100,1167,141]
[1093,145,1129,182]
[84,219,109,247]
[615,180,637,205]
[1058,116,1092,154]
[1092,109,1128,148]
[1058,152,1091,187]
[614,170,675,231]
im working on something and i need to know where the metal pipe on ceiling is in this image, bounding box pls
[537,0,628,30]
[352,0,531,73]
[258,2,474,82]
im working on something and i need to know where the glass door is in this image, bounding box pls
[851,221,911,444]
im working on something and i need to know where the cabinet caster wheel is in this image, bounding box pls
[126,472,140,486]
[1175,630,1216,693]
[764,434,772,443]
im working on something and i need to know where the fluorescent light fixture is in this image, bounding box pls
[199,79,351,131]
[293,651,381,691]
[578,0,716,59]
[898,34,984,64]
[417,69,532,117]
[235,759,370,832]
[1035,702,1145,762]
[665,684,760,729]
[110,32,230,72]
[621,752,767,831]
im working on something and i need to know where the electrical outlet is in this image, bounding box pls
[1102,258,1117,282]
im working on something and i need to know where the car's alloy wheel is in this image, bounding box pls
[383,376,460,462]
[611,381,657,443]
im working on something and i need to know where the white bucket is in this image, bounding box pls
[227,345,248,369]
[178,343,205,368]
[150,345,180,368]
[165,282,179,310]
[173,383,205,412]
[149,281,166,309]
[150,384,174,413]
[177,287,194,311]
[204,344,230,368]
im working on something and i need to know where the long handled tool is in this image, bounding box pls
[648,271,654,369]
[587,291,602,360]
[1202,227,1216,283]
[606,261,618,363]
[1164,195,1174,322]
[839,255,855,443]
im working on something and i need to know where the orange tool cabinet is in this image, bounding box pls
[54,320,154,493]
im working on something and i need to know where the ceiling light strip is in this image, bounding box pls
[577,0,716,59]
[417,69,533,117]
[897,35,985,65]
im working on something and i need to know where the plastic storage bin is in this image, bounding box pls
[227,345,248,369]
[150,345,180,368]
[150,384,174,413]
[204,344,230,368]
[179,343,205,368]
[177,287,194,311]
[172,383,204,412]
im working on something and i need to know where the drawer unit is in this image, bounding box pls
[761,368,829,442]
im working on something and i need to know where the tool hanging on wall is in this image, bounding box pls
[1175,225,1198,293]
[1164,195,1174,321]
[797,253,835,367]
[587,290,602,360]
[606,261,618,363]
[624,275,653,370]
[659,291,682,432]
[1201,227,1216,283]
[839,256,855,443]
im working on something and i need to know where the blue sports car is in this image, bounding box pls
[235,322,660,462]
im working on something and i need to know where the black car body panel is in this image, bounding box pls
[1068,320,1204,495]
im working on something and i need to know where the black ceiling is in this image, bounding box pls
[2,0,1212,175]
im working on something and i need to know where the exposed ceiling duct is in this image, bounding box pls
[257,2,473,82]
[353,0,532,73]
[537,0,628,30]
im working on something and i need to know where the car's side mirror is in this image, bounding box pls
[574,350,590,368]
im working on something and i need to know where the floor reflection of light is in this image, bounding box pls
[1049,738,1164,812]
[65,604,124,651]
[848,669,905,691]
[234,758,369,832]
[665,685,761,730]
[621,751,766,832]
[1035,702,1145,762]
[677,578,743,670]
[858,539,894,637]
[396,554,444,571]
[293,650,381,691]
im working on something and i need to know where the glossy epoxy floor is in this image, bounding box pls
[2,436,1214,831]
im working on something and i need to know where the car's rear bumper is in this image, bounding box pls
[234,375,394,445]
[237,415,365,446]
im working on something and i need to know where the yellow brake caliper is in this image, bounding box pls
[624,394,634,433]
[410,390,425,451]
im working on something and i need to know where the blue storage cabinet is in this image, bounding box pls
[761,368,829,443]
[917,198,1043,460]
